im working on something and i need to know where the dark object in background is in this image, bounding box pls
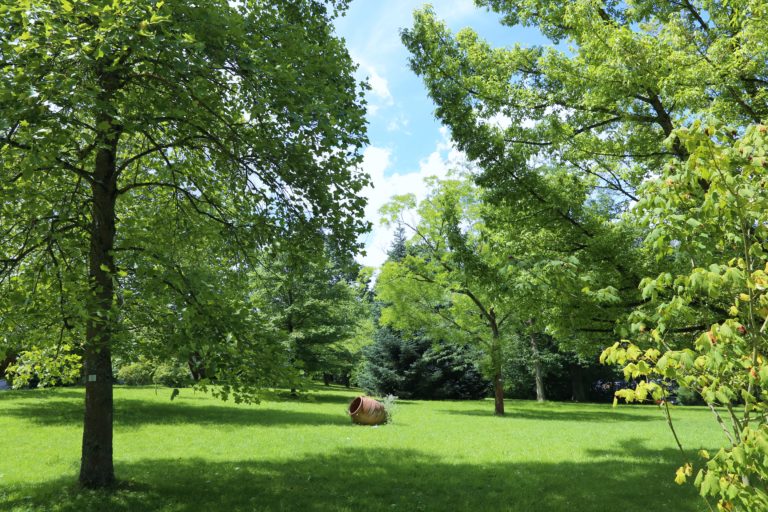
[358,328,489,400]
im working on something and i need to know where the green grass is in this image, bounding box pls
[0,385,722,511]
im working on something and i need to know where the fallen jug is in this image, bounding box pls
[348,396,387,425]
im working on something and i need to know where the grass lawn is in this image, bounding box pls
[0,385,721,511]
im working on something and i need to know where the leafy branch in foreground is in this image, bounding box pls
[603,123,768,511]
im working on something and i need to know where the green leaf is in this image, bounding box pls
[732,446,745,466]
[715,389,730,404]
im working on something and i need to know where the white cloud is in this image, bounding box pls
[367,104,381,116]
[351,56,395,116]
[439,0,480,22]
[487,112,513,130]
[357,131,467,268]
[366,67,393,105]
[386,113,410,133]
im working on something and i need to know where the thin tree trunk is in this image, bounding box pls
[79,89,121,488]
[529,331,546,402]
[493,369,505,415]
[570,363,586,402]
[491,331,504,415]
[187,352,206,381]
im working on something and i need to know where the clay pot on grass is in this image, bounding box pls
[348,396,387,425]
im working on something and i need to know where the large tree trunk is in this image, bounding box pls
[79,102,120,488]
[529,332,546,402]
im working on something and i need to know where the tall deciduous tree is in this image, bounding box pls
[360,227,488,400]
[0,0,368,488]
[401,0,768,345]
[377,178,518,415]
[404,1,768,198]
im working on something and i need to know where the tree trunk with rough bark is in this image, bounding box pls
[79,79,121,488]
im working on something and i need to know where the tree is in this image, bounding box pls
[110,211,291,398]
[377,177,519,414]
[253,242,369,391]
[358,222,487,400]
[401,0,768,347]
[0,0,368,488]
[403,1,768,196]
[378,173,623,408]
[504,332,618,402]
[361,223,488,402]
[387,222,408,262]
[602,123,768,510]
[402,3,768,501]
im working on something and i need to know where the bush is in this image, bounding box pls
[152,362,190,388]
[116,361,154,386]
[381,394,398,424]
[5,345,81,389]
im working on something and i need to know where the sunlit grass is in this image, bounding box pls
[0,385,721,511]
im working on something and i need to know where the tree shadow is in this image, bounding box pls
[0,447,708,512]
[2,398,351,428]
[269,389,358,406]
[442,406,662,423]
[585,437,717,462]
[0,387,84,402]
[271,388,416,406]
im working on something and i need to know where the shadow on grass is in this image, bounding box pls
[3,398,350,428]
[442,406,662,423]
[266,389,358,406]
[269,388,416,406]
[0,387,84,402]
[584,437,714,463]
[0,446,708,512]
[0,386,359,406]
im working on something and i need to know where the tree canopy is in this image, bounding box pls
[0,0,368,488]
[401,0,768,344]
[377,178,521,414]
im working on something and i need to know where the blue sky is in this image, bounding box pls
[333,1,548,267]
